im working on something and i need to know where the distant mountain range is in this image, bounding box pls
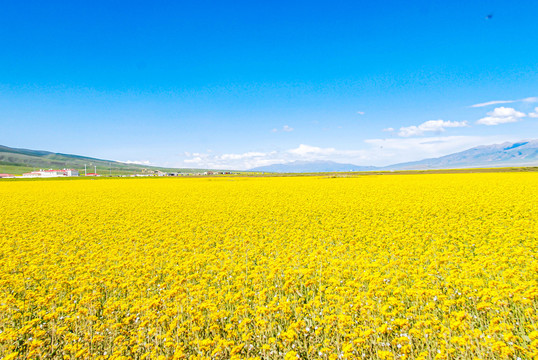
[249,140,538,173]
[383,140,538,170]
[248,160,377,173]
[2,140,538,175]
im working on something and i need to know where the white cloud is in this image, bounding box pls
[357,111,365,115]
[469,96,538,108]
[287,144,368,159]
[272,125,294,132]
[476,107,526,125]
[382,127,394,132]
[282,125,294,132]
[184,157,203,164]
[469,100,516,108]
[528,107,538,118]
[288,144,336,156]
[122,160,152,165]
[398,120,468,137]
[219,151,273,160]
[180,144,369,170]
[181,150,283,169]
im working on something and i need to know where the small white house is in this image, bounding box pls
[23,169,79,177]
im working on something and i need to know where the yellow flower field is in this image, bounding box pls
[0,173,537,359]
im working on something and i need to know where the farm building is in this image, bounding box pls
[23,169,79,178]
[0,174,15,178]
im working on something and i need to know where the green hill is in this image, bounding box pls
[0,145,209,176]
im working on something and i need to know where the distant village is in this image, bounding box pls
[0,168,238,179]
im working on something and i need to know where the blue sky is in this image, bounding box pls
[1,0,537,169]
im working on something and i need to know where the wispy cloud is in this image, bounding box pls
[272,125,294,132]
[121,160,152,165]
[220,151,273,160]
[364,135,516,163]
[282,125,294,132]
[184,157,203,164]
[182,151,276,168]
[476,107,526,125]
[288,144,368,158]
[357,111,365,115]
[398,120,468,137]
[469,96,538,108]
[382,127,394,132]
[469,100,517,108]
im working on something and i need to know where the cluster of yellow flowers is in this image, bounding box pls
[0,173,537,359]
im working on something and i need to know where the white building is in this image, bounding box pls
[23,169,79,177]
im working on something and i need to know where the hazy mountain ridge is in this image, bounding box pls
[384,140,538,170]
[249,160,377,173]
[249,140,538,172]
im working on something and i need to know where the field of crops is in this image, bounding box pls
[0,174,537,359]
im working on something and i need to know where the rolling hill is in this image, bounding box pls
[0,145,205,175]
